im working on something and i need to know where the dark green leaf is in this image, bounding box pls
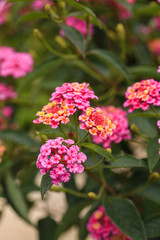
[38,217,57,240]
[54,200,91,239]
[40,173,53,200]
[18,12,48,23]
[144,216,160,238]
[80,143,114,162]
[104,155,147,169]
[103,197,147,240]
[147,137,160,173]
[0,130,39,147]
[129,116,158,138]
[61,24,85,56]
[3,172,29,223]
[138,183,160,205]
[79,200,100,240]
[88,49,133,83]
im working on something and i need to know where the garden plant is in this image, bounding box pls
[1,0,160,239]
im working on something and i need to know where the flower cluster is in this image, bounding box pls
[36,137,87,185]
[33,100,76,128]
[93,106,131,148]
[79,107,116,139]
[87,206,131,240]
[0,83,17,101]
[34,82,97,128]
[50,82,98,110]
[123,79,160,112]
[148,39,160,56]
[0,0,12,25]
[60,16,94,37]
[32,0,53,10]
[0,46,34,78]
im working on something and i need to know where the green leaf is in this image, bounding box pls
[129,66,160,79]
[38,217,57,240]
[104,155,147,169]
[103,197,147,240]
[80,143,114,162]
[40,173,53,200]
[38,129,64,138]
[61,24,85,56]
[18,12,48,23]
[64,0,102,29]
[147,137,160,173]
[54,200,90,239]
[88,49,133,83]
[138,183,160,205]
[18,57,66,92]
[144,216,160,238]
[0,130,39,147]
[3,172,29,223]
[134,4,160,16]
[129,116,158,138]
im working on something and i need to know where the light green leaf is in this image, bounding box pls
[138,183,160,205]
[88,49,133,83]
[40,173,53,200]
[129,66,160,79]
[18,57,66,92]
[61,24,85,56]
[103,197,147,240]
[80,143,114,162]
[104,155,147,169]
[18,12,48,23]
[134,4,160,16]
[147,137,160,173]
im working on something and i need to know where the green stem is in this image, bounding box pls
[74,111,79,142]
[97,184,105,199]
[50,186,88,198]
[42,38,78,59]
[84,167,117,196]
[59,124,68,138]
[85,157,105,170]
[76,132,89,145]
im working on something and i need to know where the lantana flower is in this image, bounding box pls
[79,107,116,139]
[0,46,34,78]
[0,0,12,25]
[32,0,53,10]
[34,82,98,128]
[93,106,131,148]
[60,16,94,37]
[123,79,160,112]
[36,137,87,185]
[0,83,17,101]
[148,39,160,56]
[87,206,131,240]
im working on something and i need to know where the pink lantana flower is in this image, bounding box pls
[93,106,131,149]
[87,206,131,240]
[0,83,17,101]
[60,16,94,37]
[123,79,160,112]
[32,0,53,10]
[36,137,87,185]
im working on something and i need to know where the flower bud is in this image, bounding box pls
[130,123,139,132]
[55,36,68,49]
[33,28,43,41]
[116,23,125,40]
[148,172,160,182]
[45,4,52,15]
[106,148,112,154]
[88,192,97,200]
